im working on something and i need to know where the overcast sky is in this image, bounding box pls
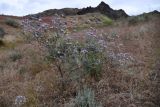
[0,0,160,16]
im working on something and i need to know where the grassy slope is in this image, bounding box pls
[0,13,160,107]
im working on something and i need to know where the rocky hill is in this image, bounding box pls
[34,8,80,17]
[28,1,128,19]
[77,1,128,19]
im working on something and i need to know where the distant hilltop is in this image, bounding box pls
[27,1,128,19]
[77,1,128,19]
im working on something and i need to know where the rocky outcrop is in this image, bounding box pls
[148,10,160,15]
[36,8,80,17]
[77,1,128,19]
[27,1,128,19]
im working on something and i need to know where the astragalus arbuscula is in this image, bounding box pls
[22,14,106,94]
[22,13,137,81]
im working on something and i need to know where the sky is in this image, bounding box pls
[0,0,160,16]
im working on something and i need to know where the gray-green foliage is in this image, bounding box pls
[24,15,105,80]
[74,87,102,107]
[46,34,83,80]
[46,32,105,80]
[81,35,105,79]
[101,15,113,25]
[45,15,105,80]
[5,18,19,28]
[128,14,149,25]
[0,27,5,38]
[0,27,5,46]
[9,51,22,62]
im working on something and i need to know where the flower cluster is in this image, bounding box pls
[22,17,49,42]
[15,96,27,106]
[108,52,135,67]
[51,14,68,36]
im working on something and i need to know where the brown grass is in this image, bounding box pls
[0,14,160,107]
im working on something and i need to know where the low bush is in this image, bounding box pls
[73,87,102,107]
[128,14,149,25]
[9,51,22,62]
[22,15,106,97]
[47,32,105,80]
[128,17,137,25]
[81,35,105,80]
[0,27,5,46]
[0,40,4,46]
[0,27,5,38]
[5,18,20,28]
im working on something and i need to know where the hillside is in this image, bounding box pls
[27,1,128,19]
[0,2,160,107]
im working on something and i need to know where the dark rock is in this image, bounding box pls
[148,10,160,15]
[27,1,128,19]
[27,8,80,18]
[77,1,128,19]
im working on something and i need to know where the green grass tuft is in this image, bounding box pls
[101,15,113,25]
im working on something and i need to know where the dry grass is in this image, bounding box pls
[0,14,160,107]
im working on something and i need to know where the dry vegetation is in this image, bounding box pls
[0,13,160,107]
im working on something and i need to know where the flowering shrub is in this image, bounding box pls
[46,28,105,80]
[81,30,106,79]
[22,18,49,43]
[22,15,106,91]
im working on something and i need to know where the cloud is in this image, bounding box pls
[0,0,160,16]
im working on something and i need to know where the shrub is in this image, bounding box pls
[138,14,149,21]
[0,97,8,107]
[81,36,105,80]
[46,35,83,81]
[0,40,4,46]
[18,67,27,75]
[0,27,5,38]
[22,15,106,90]
[128,17,138,25]
[47,31,105,80]
[0,27,5,46]
[128,14,149,25]
[5,18,19,28]
[73,87,102,107]
[82,51,103,79]
[9,51,22,62]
